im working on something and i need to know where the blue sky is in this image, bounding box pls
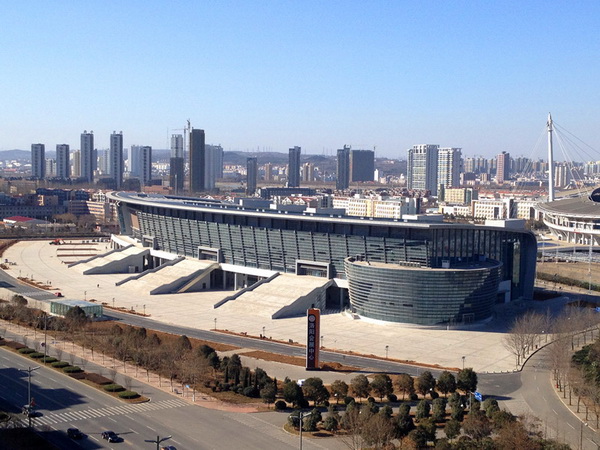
[1,1,599,159]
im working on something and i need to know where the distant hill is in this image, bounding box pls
[0,150,29,160]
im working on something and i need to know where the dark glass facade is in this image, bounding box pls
[345,257,502,325]
[111,193,536,304]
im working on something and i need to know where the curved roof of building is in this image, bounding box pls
[537,187,600,219]
[109,191,532,233]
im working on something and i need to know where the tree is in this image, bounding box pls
[415,399,430,420]
[444,419,461,441]
[350,374,371,402]
[260,382,277,406]
[482,398,500,418]
[302,377,329,406]
[395,373,415,400]
[371,373,393,401]
[282,380,304,406]
[330,380,348,403]
[416,371,436,398]
[432,397,447,422]
[361,413,396,448]
[437,371,457,397]
[395,403,415,438]
[418,418,437,444]
[176,335,192,352]
[462,410,492,442]
[457,368,478,393]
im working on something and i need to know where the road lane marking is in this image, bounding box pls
[568,423,575,429]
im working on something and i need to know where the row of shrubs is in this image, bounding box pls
[14,345,140,399]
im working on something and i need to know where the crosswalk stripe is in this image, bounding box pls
[39,400,188,424]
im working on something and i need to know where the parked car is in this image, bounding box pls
[161,446,177,450]
[101,431,122,442]
[67,428,84,439]
[54,292,63,297]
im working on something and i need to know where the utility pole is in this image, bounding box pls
[547,113,555,202]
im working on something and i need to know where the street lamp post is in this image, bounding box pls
[43,313,48,362]
[462,356,465,370]
[21,366,39,427]
[143,304,146,316]
[580,422,588,450]
[112,297,115,308]
[299,411,314,450]
[214,318,217,331]
[320,335,324,349]
[385,345,389,359]
[144,434,172,450]
[262,326,265,338]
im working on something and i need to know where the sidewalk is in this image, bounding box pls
[0,319,263,413]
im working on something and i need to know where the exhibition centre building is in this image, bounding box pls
[108,192,536,325]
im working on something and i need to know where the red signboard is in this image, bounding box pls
[306,308,320,370]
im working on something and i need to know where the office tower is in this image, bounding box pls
[350,149,375,182]
[110,131,124,189]
[129,145,142,177]
[288,146,301,187]
[189,128,206,192]
[337,145,351,190]
[31,143,46,179]
[56,144,70,179]
[264,163,273,182]
[407,144,439,194]
[170,134,184,193]
[72,150,81,178]
[80,131,94,183]
[247,157,258,195]
[438,147,462,189]
[140,146,152,186]
[205,144,223,190]
[496,151,510,184]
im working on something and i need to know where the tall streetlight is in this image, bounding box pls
[21,366,39,427]
[580,422,588,450]
[462,356,466,370]
[144,435,172,450]
[214,318,217,331]
[298,411,314,450]
[262,326,265,337]
[385,345,389,359]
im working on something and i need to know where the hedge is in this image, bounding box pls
[274,400,287,411]
[41,357,57,364]
[18,348,35,354]
[29,352,45,359]
[118,391,140,399]
[104,384,125,392]
[51,361,69,368]
[63,366,82,373]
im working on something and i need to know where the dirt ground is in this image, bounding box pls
[537,261,600,285]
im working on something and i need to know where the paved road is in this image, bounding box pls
[0,345,338,450]
[3,267,600,449]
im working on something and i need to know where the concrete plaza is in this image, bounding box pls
[3,239,573,374]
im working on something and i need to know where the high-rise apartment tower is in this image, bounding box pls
[288,146,301,188]
[56,144,70,179]
[31,143,46,179]
[247,157,258,195]
[407,144,439,195]
[80,131,94,183]
[189,128,206,193]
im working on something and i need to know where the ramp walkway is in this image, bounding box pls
[121,259,218,295]
[70,246,150,275]
[218,274,333,319]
